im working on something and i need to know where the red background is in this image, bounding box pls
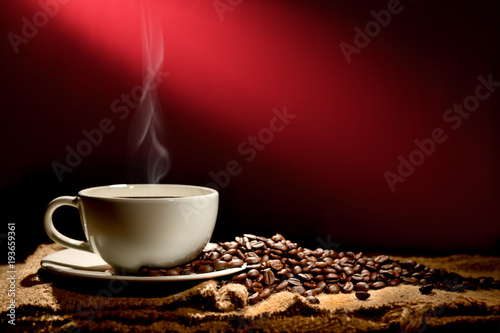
[1,0,499,260]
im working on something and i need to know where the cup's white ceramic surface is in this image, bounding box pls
[44,184,218,274]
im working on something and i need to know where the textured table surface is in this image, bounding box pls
[1,243,499,332]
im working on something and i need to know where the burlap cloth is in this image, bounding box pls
[1,244,499,332]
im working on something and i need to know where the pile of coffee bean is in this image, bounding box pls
[138,234,499,305]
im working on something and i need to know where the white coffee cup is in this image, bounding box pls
[44,184,218,274]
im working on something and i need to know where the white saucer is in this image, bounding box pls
[41,243,246,282]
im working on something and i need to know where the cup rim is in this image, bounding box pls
[78,184,218,201]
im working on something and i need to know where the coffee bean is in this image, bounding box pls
[276,280,289,292]
[260,287,272,299]
[272,243,288,252]
[228,259,244,268]
[343,281,354,293]
[355,282,369,292]
[355,291,370,300]
[293,265,302,275]
[325,273,339,281]
[247,269,260,278]
[251,241,266,249]
[232,273,248,283]
[196,264,214,274]
[372,281,386,289]
[253,282,263,293]
[305,295,320,304]
[305,289,317,297]
[244,278,253,290]
[419,284,433,294]
[182,266,195,275]
[332,264,343,272]
[263,270,275,285]
[269,260,283,271]
[351,274,364,282]
[388,279,401,287]
[248,292,260,305]
[139,233,498,305]
[209,252,220,261]
[303,282,317,289]
[316,281,326,293]
[293,286,306,295]
[323,268,336,274]
[245,257,261,264]
[328,284,341,294]
[297,273,312,281]
[288,278,302,286]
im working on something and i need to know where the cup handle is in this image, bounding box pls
[44,196,93,253]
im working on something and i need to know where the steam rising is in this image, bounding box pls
[128,3,170,184]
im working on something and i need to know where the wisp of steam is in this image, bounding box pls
[128,3,171,184]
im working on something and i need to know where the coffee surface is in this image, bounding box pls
[113,196,185,198]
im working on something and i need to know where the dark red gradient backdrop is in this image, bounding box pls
[1,0,499,259]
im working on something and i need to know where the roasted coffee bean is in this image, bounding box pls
[316,281,326,292]
[343,281,354,293]
[269,260,283,271]
[305,289,317,297]
[375,255,390,264]
[388,279,401,287]
[272,243,287,252]
[248,292,260,305]
[142,233,498,305]
[325,273,339,281]
[263,270,275,285]
[332,264,343,272]
[182,266,195,275]
[260,287,272,300]
[245,257,261,264]
[419,284,433,294]
[355,282,369,292]
[276,280,289,292]
[232,273,248,283]
[355,291,370,300]
[244,278,253,290]
[228,259,244,268]
[251,241,266,249]
[196,265,214,274]
[247,263,264,270]
[328,284,341,294]
[372,281,386,289]
[305,295,320,304]
[288,278,302,286]
[209,252,220,261]
[303,282,317,289]
[308,268,320,275]
[293,265,302,275]
[293,286,306,295]
[351,274,364,282]
[253,282,263,293]
[302,264,314,273]
[314,275,325,281]
[299,273,313,281]
[315,261,328,268]
[247,269,260,278]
